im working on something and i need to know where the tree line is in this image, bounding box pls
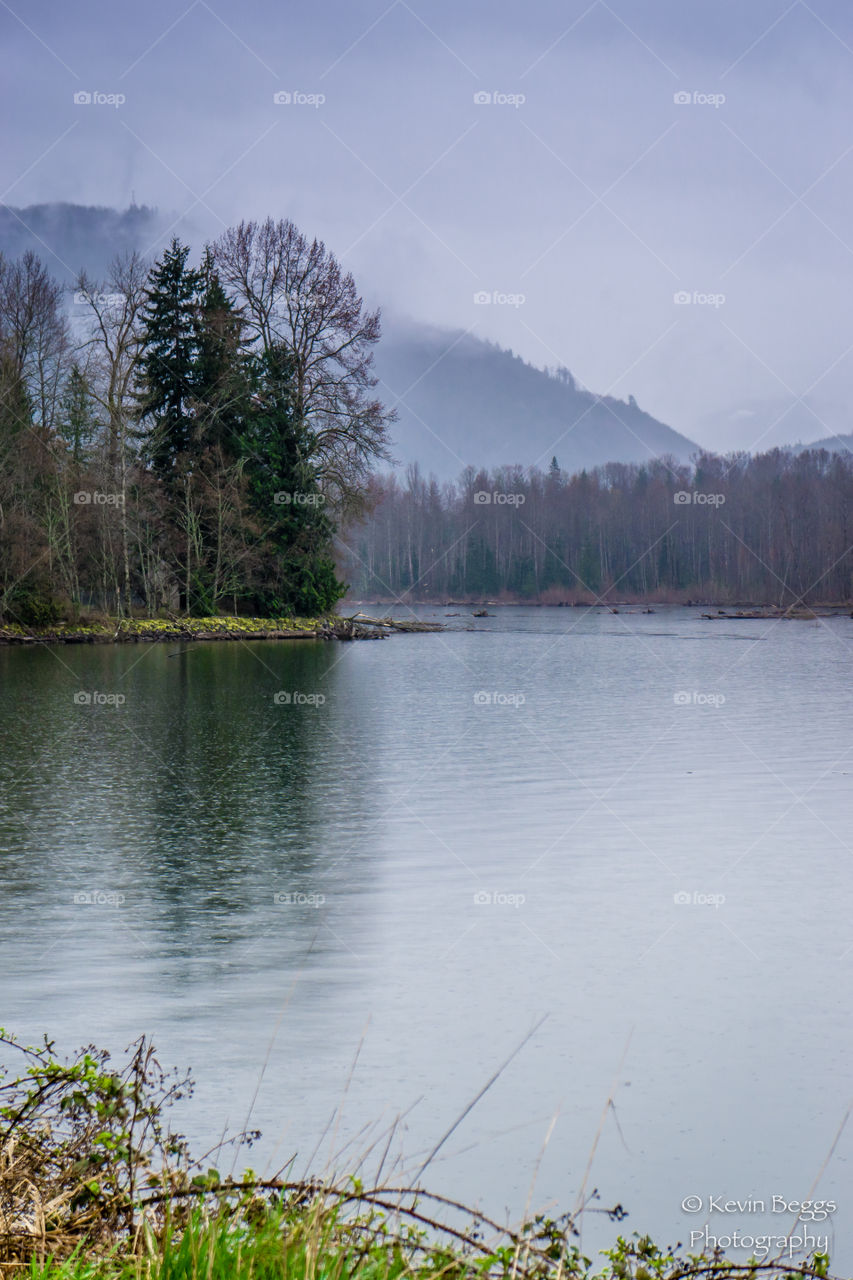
[0,219,393,626]
[4,226,852,623]
[340,451,853,604]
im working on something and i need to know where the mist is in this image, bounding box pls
[3,0,853,454]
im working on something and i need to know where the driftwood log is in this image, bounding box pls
[349,613,445,633]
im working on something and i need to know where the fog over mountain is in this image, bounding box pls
[375,319,697,479]
[3,200,850,479]
[694,397,853,456]
[0,202,175,280]
[796,432,853,455]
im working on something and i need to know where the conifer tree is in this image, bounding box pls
[137,238,201,478]
[191,249,250,459]
[59,364,96,464]
[240,345,344,614]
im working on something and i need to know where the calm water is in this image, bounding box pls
[1,606,852,1262]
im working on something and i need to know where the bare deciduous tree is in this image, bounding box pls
[0,249,69,434]
[212,218,393,509]
[75,252,149,615]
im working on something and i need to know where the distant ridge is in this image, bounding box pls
[795,432,853,454]
[376,320,698,481]
[0,201,168,279]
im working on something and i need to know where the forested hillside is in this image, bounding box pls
[375,321,698,479]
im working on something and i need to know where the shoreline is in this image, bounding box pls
[2,599,851,647]
[0,614,352,647]
[0,612,447,647]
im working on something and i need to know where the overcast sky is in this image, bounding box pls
[4,0,853,450]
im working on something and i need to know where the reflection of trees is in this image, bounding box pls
[134,643,341,932]
[0,641,375,966]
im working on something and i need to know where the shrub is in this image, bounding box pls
[2,589,62,628]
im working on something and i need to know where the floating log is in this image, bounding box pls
[350,613,445,633]
[701,608,842,620]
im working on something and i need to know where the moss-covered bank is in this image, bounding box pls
[0,615,349,645]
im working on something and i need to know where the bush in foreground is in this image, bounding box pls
[0,1031,838,1280]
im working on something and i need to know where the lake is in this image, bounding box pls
[1,605,851,1263]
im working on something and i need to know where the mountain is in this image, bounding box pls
[0,201,172,280]
[795,432,853,454]
[694,397,851,455]
[375,320,698,481]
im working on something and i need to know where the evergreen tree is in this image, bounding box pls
[191,250,251,459]
[240,345,344,614]
[137,238,202,478]
[59,364,96,464]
